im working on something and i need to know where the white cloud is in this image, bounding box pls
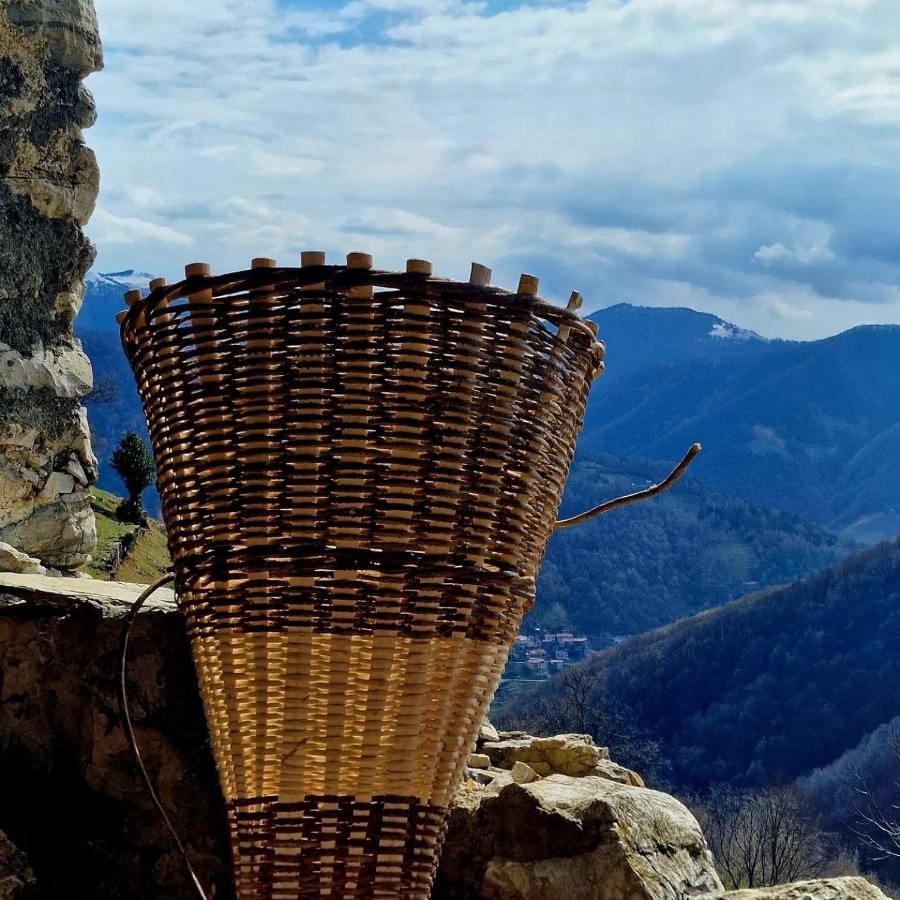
[754,242,835,265]
[90,208,195,247]
[768,299,815,320]
[84,0,900,338]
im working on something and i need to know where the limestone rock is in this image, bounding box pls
[483,732,612,777]
[0,0,99,567]
[0,341,93,398]
[726,877,891,899]
[0,831,35,900]
[0,491,96,569]
[53,279,85,320]
[510,761,539,784]
[595,757,645,787]
[469,753,491,769]
[0,411,97,567]
[0,541,45,575]
[6,0,102,76]
[435,774,723,899]
[480,718,500,744]
[6,140,100,225]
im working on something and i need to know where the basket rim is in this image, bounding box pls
[119,263,604,356]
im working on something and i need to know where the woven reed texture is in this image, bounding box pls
[119,262,603,899]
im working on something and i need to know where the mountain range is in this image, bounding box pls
[503,535,900,793]
[582,304,900,544]
[77,270,156,331]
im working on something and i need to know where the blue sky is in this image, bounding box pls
[87,0,900,339]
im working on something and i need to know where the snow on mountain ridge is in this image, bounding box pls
[87,269,156,290]
[709,321,764,341]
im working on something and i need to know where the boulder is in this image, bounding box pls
[510,761,539,784]
[479,718,501,744]
[435,774,724,899]
[0,831,35,900]
[482,732,643,784]
[726,877,891,899]
[0,541,44,575]
[0,573,229,899]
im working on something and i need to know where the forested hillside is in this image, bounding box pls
[80,328,151,500]
[506,538,900,790]
[537,453,856,635]
[580,309,900,541]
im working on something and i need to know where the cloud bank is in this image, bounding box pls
[87,0,900,339]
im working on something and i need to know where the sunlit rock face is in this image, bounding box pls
[0,0,101,569]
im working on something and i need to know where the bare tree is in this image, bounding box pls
[696,784,839,889]
[85,374,119,405]
[854,728,900,861]
[497,666,663,779]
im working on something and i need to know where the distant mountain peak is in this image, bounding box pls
[595,302,766,342]
[87,269,156,290]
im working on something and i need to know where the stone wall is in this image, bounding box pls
[0,0,101,569]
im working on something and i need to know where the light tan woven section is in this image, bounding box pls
[193,629,508,808]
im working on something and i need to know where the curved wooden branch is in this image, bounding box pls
[554,442,702,530]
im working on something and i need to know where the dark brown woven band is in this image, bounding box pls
[228,794,448,899]
[175,547,533,642]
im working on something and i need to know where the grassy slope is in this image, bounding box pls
[84,488,134,578]
[115,524,170,584]
[85,487,170,582]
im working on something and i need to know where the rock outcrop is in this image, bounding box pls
[0,0,101,569]
[436,775,723,899]
[726,878,890,899]
[479,730,644,785]
[0,573,892,900]
[0,541,44,575]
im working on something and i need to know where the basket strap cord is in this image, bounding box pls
[118,572,211,900]
[554,442,702,530]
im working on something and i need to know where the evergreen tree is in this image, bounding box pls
[110,430,155,524]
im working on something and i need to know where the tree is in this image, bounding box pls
[85,374,119,405]
[496,665,663,780]
[695,784,842,889]
[854,728,900,862]
[111,430,155,524]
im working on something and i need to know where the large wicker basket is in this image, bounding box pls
[118,253,604,899]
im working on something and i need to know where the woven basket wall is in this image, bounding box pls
[119,259,604,899]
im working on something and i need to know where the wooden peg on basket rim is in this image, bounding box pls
[301,250,326,291]
[469,263,492,286]
[347,251,373,299]
[406,259,432,276]
[517,274,539,297]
